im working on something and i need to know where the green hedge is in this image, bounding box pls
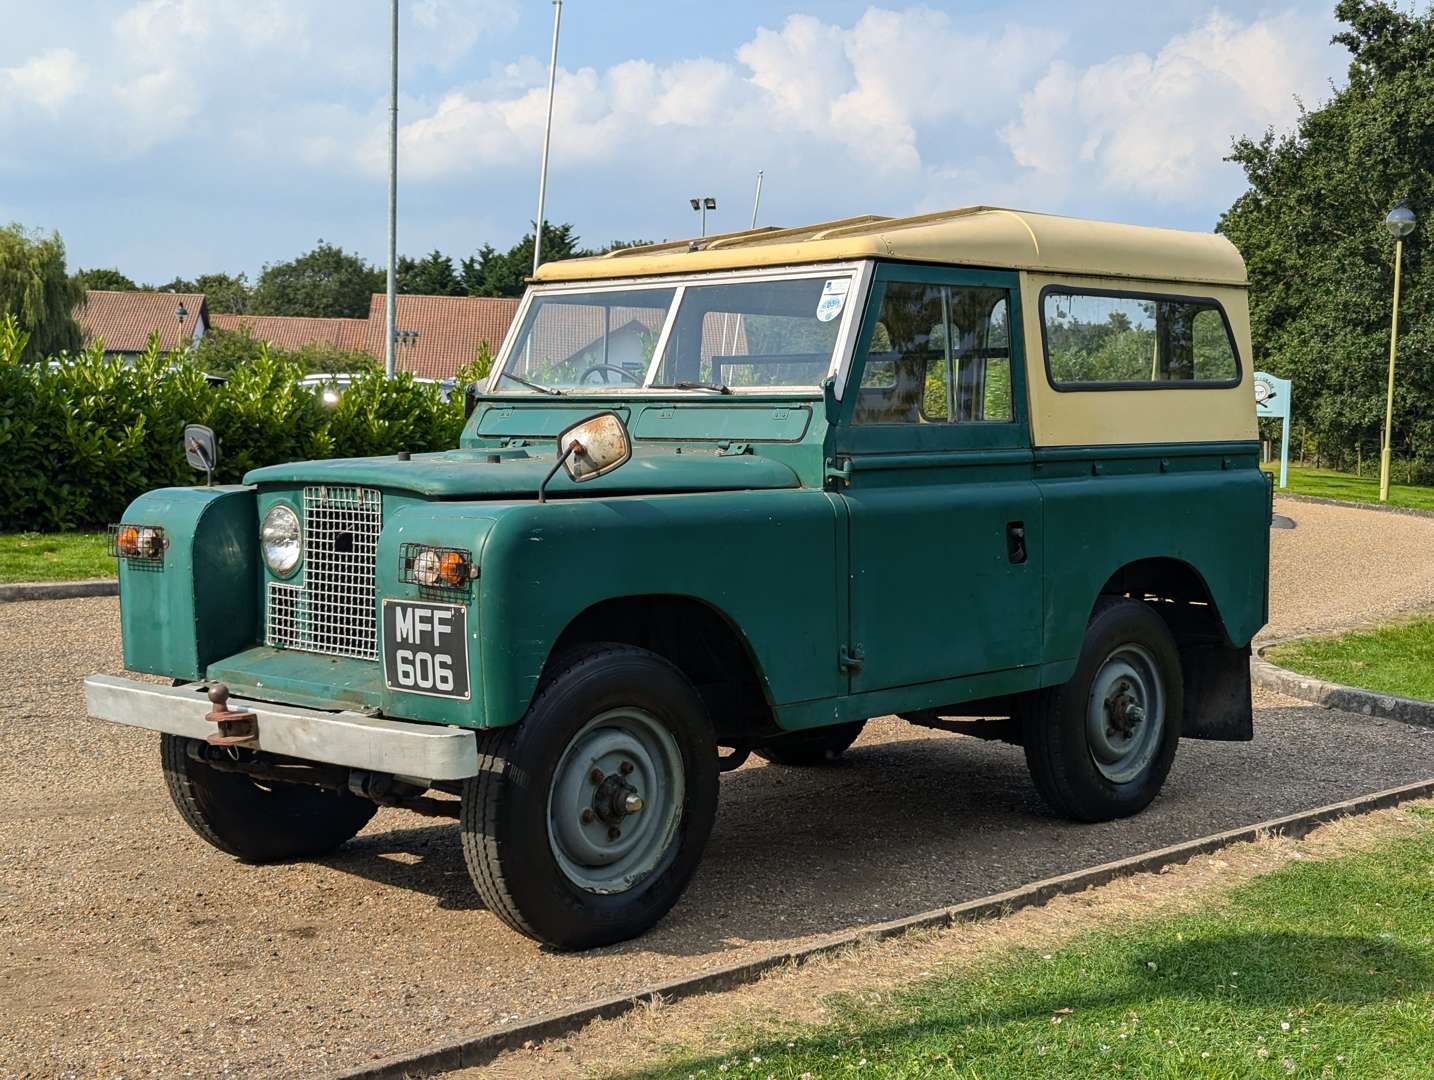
[0,316,476,531]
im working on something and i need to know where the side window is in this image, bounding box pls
[1043,289,1239,388]
[855,283,1013,425]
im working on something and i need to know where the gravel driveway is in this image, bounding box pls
[3,496,1432,1077]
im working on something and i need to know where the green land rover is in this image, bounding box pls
[88,207,1270,949]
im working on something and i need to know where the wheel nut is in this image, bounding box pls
[589,768,604,785]
[623,793,644,815]
[619,761,634,776]
[580,808,596,825]
[607,825,621,841]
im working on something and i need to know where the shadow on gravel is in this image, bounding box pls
[302,714,1434,961]
[319,820,485,911]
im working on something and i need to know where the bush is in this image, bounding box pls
[0,314,469,531]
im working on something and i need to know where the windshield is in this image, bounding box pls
[493,273,854,393]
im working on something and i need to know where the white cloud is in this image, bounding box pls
[2,48,85,112]
[1003,9,1339,201]
[381,7,1066,181]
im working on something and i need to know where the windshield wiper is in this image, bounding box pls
[652,381,732,394]
[498,371,563,395]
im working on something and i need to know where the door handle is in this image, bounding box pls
[1006,522,1027,565]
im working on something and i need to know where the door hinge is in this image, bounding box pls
[838,644,865,672]
[825,457,854,486]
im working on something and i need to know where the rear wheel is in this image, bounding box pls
[1022,598,1182,822]
[461,645,718,950]
[159,734,377,862]
[755,721,866,766]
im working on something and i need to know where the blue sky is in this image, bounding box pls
[0,1,1348,284]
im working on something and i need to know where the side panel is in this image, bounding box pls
[478,490,843,728]
[1036,446,1270,674]
[119,486,258,680]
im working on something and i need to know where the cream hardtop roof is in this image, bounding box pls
[532,206,1247,288]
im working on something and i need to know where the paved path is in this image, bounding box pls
[3,495,1432,1077]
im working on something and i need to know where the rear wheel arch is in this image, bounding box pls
[1095,557,1253,742]
[1097,556,1232,647]
[540,594,780,747]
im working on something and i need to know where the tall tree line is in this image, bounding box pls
[1219,0,1434,477]
[69,224,649,320]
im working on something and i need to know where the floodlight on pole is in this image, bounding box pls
[1379,200,1417,502]
[532,0,563,275]
[691,196,716,237]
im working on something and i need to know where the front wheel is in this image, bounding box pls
[461,645,718,950]
[1022,598,1183,822]
[159,734,377,862]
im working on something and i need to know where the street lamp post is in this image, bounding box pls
[1380,201,1416,502]
[175,301,188,352]
[690,196,716,237]
[385,0,399,379]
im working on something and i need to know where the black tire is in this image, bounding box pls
[1022,598,1183,822]
[160,734,377,862]
[461,645,719,950]
[755,721,866,766]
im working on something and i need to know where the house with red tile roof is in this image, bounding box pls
[360,294,520,379]
[76,290,521,379]
[78,290,207,355]
[209,313,371,353]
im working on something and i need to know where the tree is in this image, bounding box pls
[398,249,463,296]
[460,222,588,297]
[0,224,83,360]
[1219,0,1434,475]
[251,241,383,318]
[74,267,138,292]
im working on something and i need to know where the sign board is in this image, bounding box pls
[1253,372,1291,488]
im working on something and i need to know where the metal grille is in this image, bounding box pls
[266,486,381,661]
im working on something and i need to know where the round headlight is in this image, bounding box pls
[261,504,302,576]
[413,548,441,586]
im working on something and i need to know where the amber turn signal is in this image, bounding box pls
[400,543,474,591]
[109,523,165,562]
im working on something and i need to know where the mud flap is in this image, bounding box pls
[1180,642,1254,741]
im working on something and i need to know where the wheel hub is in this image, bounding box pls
[1085,644,1165,784]
[591,772,644,827]
[547,708,684,894]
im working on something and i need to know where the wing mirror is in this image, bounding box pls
[538,411,632,502]
[183,423,218,486]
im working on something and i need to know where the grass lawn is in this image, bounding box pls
[627,818,1434,1079]
[1266,616,1434,701]
[1264,463,1434,511]
[0,532,114,583]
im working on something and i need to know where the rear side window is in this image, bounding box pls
[1041,288,1239,389]
[855,282,1014,424]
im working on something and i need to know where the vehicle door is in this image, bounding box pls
[831,263,1043,693]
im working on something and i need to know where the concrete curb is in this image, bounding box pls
[0,579,117,603]
[333,778,1434,1080]
[1273,491,1434,519]
[1252,649,1434,727]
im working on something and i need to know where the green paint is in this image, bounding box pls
[118,486,257,680]
[114,261,1269,743]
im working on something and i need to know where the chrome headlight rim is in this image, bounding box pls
[261,502,302,578]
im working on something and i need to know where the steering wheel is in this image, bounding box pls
[578,364,642,385]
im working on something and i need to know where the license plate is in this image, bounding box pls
[382,599,470,700]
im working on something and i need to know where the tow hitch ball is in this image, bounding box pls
[205,683,258,747]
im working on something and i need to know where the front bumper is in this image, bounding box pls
[84,674,479,780]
